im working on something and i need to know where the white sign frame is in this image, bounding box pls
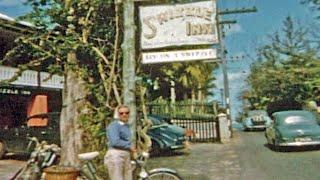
[139,1,218,50]
[142,49,218,64]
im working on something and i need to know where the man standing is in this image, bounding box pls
[105,105,136,180]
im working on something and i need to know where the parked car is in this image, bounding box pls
[265,110,320,151]
[147,115,186,155]
[0,112,60,159]
[242,110,272,131]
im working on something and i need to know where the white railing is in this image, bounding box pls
[0,65,64,89]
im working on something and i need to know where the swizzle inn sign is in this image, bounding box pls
[139,1,218,64]
[139,0,218,50]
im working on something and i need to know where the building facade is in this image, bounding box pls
[0,13,63,128]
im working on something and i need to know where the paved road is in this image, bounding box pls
[2,130,320,180]
[236,131,320,180]
[148,130,320,180]
[148,134,242,180]
[0,159,26,180]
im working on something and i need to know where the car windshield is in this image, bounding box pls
[281,115,318,126]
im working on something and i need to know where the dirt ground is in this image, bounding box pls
[147,138,241,180]
[0,159,26,180]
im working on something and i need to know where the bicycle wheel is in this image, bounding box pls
[13,164,41,180]
[148,170,182,180]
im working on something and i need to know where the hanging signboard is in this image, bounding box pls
[139,0,218,49]
[142,48,217,64]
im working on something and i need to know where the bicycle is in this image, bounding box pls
[13,137,60,180]
[14,138,181,180]
[132,151,183,180]
[78,150,182,180]
[78,151,103,180]
[14,140,102,180]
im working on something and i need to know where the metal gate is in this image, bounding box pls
[147,101,220,142]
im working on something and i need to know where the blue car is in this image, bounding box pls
[243,110,272,131]
[147,115,186,155]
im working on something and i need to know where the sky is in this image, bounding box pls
[213,0,319,120]
[0,0,319,120]
[0,0,31,17]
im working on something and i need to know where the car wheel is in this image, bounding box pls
[150,140,161,156]
[0,141,6,159]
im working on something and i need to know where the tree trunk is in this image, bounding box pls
[170,80,176,115]
[191,89,195,113]
[197,84,202,102]
[60,52,87,167]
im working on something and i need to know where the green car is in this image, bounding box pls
[265,110,320,151]
[0,112,60,159]
[147,115,186,155]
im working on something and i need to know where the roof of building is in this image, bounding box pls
[0,12,36,34]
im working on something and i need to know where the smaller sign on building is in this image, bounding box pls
[0,87,31,95]
[142,48,217,64]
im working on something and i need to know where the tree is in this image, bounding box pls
[243,17,320,110]
[142,62,218,102]
[301,0,320,18]
[3,0,122,172]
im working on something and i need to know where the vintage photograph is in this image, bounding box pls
[0,0,320,179]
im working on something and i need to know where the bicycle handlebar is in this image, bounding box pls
[26,136,60,153]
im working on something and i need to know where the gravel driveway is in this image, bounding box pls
[147,137,241,180]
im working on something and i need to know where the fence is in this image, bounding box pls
[170,116,219,142]
[147,101,218,117]
[147,101,220,142]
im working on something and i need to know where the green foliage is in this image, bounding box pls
[3,0,218,175]
[147,99,218,118]
[2,0,119,177]
[301,0,320,18]
[244,17,320,110]
[141,61,218,101]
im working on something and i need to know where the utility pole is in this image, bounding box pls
[122,0,137,144]
[216,4,257,137]
[220,88,224,106]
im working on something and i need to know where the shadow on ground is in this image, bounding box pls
[150,150,186,158]
[263,143,320,153]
